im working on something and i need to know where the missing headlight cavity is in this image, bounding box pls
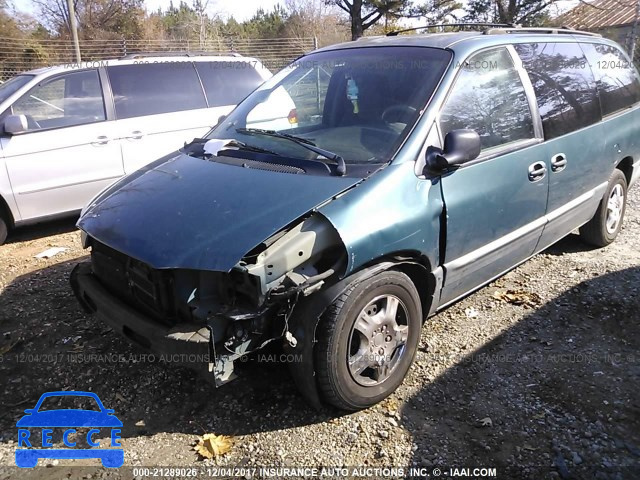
[204,213,345,386]
[236,213,346,301]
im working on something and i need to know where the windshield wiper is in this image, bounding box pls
[229,140,282,157]
[183,138,282,158]
[236,128,346,176]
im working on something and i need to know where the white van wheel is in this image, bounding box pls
[0,215,8,245]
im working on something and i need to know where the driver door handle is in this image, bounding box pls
[129,130,144,140]
[551,153,567,172]
[528,161,547,182]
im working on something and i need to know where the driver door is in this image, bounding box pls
[0,69,123,221]
[437,47,549,305]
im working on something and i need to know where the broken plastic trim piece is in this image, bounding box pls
[206,325,237,386]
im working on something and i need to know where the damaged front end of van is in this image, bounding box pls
[70,152,358,395]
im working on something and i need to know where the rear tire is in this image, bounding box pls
[579,169,627,247]
[315,270,422,410]
[0,215,8,246]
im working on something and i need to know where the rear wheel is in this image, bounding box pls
[315,270,422,410]
[0,214,8,246]
[580,169,627,247]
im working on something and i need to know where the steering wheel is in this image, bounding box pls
[382,104,417,124]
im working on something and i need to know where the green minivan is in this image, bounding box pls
[71,26,640,410]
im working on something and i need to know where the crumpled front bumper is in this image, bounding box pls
[70,262,211,369]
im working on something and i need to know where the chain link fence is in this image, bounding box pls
[0,36,317,81]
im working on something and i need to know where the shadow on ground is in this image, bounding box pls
[6,217,78,244]
[401,266,640,479]
[542,232,600,256]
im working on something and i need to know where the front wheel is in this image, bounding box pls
[580,169,627,247]
[315,270,422,410]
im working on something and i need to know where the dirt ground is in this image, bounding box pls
[0,186,639,480]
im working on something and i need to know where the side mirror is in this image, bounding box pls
[4,114,29,135]
[425,129,481,172]
[23,409,35,414]
[216,114,227,127]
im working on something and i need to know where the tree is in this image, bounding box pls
[162,1,200,40]
[327,0,411,40]
[192,0,220,46]
[33,0,146,40]
[413,0,462,23]
[1,0,24,39]
[241,6,288,39]
[462,0,556,25]
[1,1,53,79]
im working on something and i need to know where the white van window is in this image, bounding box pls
[107,63,207,119]
[194,62,263,107]
[0,74,34,104]
[11,70,105,131]
[440,48,535,151]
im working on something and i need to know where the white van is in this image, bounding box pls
[0,54,296,244]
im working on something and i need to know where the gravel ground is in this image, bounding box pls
[0,185,639,479]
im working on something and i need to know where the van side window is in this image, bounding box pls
[580,43,640,116]
[11,70,105,131]
[107,63,207,119]
[440,48,534,152]
[194,62,263,108]
[514,43,601,139]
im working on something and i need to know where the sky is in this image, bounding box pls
[11,0,284,21]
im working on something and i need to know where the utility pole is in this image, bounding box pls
[631,0,640,64]
[67,0,81,62]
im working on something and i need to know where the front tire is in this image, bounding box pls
[315,270,422,410]
[580,169,627,247]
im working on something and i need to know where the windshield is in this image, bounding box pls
[0,75,34,105]
[208,47,451,165]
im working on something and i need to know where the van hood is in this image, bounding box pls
[78,153,360,271]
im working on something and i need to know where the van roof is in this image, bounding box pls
[23,54,260,77]
[313,30,623,58]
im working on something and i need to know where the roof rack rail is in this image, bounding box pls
[483,26,601,37]
[120,51,242,59]
[386,23,515,36]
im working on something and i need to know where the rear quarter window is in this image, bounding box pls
[194,61,264,107]
[515,42,601,139]
[107,62,207,119]
[580,43,640,116]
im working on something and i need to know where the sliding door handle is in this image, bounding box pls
[528,161,547,182]
[551,153,567,172]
